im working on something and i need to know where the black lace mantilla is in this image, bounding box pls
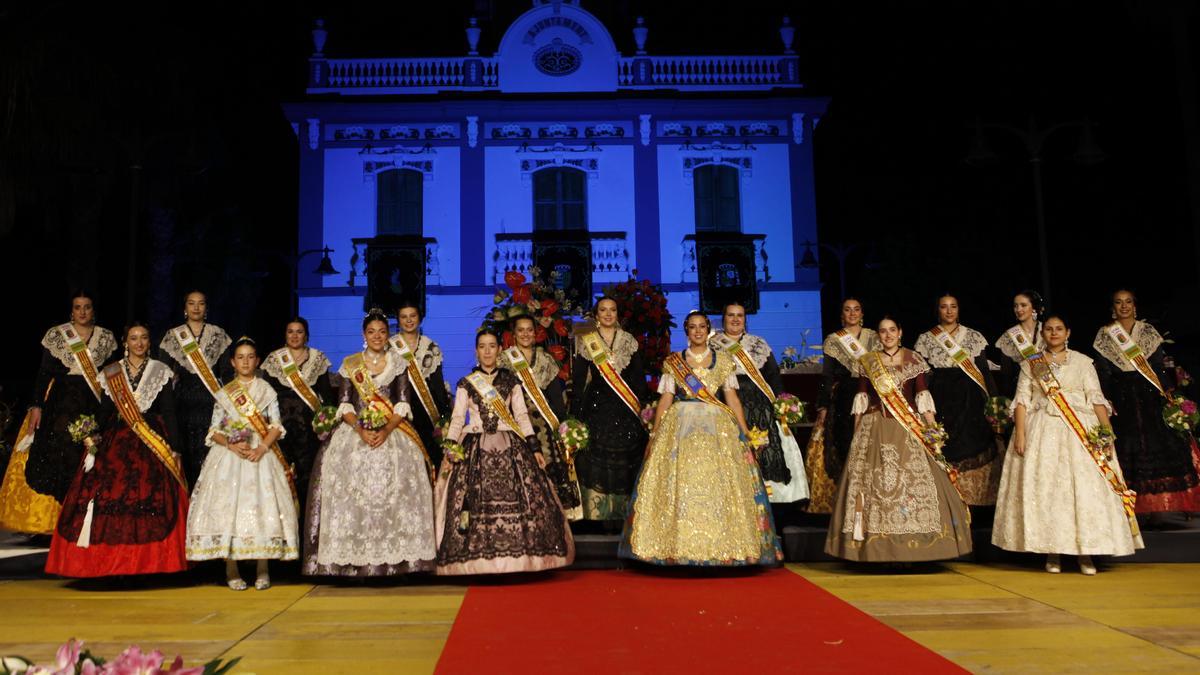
[459,369,520,434]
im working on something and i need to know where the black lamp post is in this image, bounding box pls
[293,246,339,313]
[799,240,863,299]
[966,115,1105,308]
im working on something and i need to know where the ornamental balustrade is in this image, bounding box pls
[493,231,630,285]
[680,233,770,284]
[345,236,441,288]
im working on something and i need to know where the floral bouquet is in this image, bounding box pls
[640,402,658,433]
[310,405,341,441]
[357,406,389,431]
[558,418,590,461]
[746,427,770,449]
[773,393,807,434]
[1086,424,1117,452]
[984,396,1014,435]
[1163,395,1198,435]
[219,417,252,446]
[0,638,240,675]
[920,422,950,453]
[441,438,466,463]
[487,268,574,380]
[67,414,99,448]
[433,416,451,442]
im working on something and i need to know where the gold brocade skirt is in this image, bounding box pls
[0,413,61,534]
[803,428,838,514]
[620,401,781,566]
[825,411,973,562]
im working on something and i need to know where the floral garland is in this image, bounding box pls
[602,271,675,389]
[486,269,574,380]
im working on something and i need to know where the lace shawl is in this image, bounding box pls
[709,332,772,371]
[995,323,1044,360]
[457,369,521,434]
[499,347,560,390]
[263,347,332,387]
[1092,321,1164,373]
[914,326,988,368]
[159,324,231,374]
[575,328,638,373]
[822,328,879,373]
[99,358,173,413]
[41,325,117,373]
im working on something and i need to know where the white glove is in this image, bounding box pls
[84,453,95,472]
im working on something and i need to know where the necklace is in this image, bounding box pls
[124,357,146,382]
[686,346,711,363]
[364,349,386,368]
[882,347,901,358]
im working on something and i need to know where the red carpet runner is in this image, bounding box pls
[436,567,965,673]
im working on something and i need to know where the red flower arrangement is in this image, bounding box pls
[486,268,577,380]
[602,270,675,389]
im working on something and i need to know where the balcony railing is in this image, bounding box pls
[493,231,630,285]
[308,55,798,94]
[681,233,770,284]
[345,236,441,288]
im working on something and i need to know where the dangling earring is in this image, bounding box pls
[1111,310,1117,320]
[362,339,368,351]
[1032,311,1038,322]
[124,346,129,360]
[1133,309,1138,319]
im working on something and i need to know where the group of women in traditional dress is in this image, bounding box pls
[4,285,1193,583]
[815,289,1198,574]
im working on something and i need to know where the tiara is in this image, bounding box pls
[235,335,256,345]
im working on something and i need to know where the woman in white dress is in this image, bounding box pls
[186,337,300,590]
[993,315,1144,575]
[302,308,436,577]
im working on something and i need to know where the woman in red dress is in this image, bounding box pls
[45,322,189,577]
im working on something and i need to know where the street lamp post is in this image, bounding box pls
[966,115,1105,308]
[293,246,339,314]
[799,240,862,298]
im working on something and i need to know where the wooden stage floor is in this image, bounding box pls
[0,562,1197,673]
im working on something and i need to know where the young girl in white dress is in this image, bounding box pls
[186,337,300,590]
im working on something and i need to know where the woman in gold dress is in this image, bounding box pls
[620,311,782,566]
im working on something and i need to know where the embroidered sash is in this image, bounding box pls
[465,371,523,433]
[345,353,434,483]
[271,349,323,411]
[1026,354,1139,537]
[59,324,104,402]
[835,329,870,365]
[102,363,186,488]
[1103,323,1166,398]
[719,336,776,403]
[860,352,969,507]
[503,348,560,429]
[662,352,739,424]
[222,379,298,505]
[390,336,442,424]
[929,326,988,395]
[1005,325,1041,362]
[580,331,642,418]
[173,327,223,396]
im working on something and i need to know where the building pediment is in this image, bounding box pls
[495,1,618,93]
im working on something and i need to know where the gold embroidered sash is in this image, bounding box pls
[1026,354,1139,537]
[222,379,298,506]
[503,347,561,429]
[1005,325,1041,362]
[173,327,223,396]
[390,336,442,424]
[59,324,104,402]
[1103,323,1166,399]
[580,331,641,418]
[102,363,186,488]
[719,336,776,403]
[861,352,969,507]
[345,353,434,483]
[271,349,322,411]
[662,352,739,424]
[465,371,523,433]
[929,326,988,395]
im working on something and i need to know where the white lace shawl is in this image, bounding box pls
[995,323,1044,360]
[1092,321,1164,373]
[99,358,174,413]
[914,326,988,368]
[575,328,638,373]
[205,377,286,446]
[389,334,444,380]
[159,324,231,374]
[709,332,772,371]
[499,346,560,390]
[263,347,332,387]
[823,328,879,374]
[1013,350,1111,415]
[41,324,116,373]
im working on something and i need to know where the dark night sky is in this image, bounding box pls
[1,0,1198,412]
